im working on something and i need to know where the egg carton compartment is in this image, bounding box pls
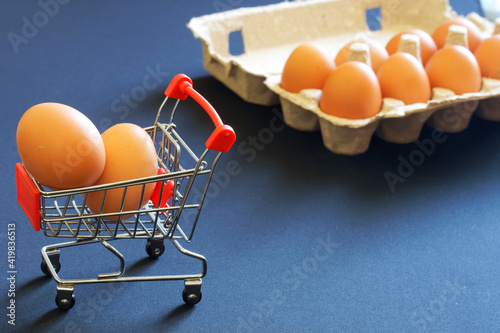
[188,0,500,155]
[269,79,500,154]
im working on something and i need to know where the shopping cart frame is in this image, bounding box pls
[15,74,236,310]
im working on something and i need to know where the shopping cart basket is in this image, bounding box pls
[15,74,236,310]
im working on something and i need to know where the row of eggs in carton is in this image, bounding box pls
[266,16,500,155]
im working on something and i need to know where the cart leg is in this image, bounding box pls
[97,240,125,279]
[56,284,75,310]
[183,278,202,305]
[171,238,207,277]
[41,248,61,277]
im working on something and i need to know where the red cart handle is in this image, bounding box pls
[164,74,236,153]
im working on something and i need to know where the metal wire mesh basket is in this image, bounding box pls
[15,74,236,309]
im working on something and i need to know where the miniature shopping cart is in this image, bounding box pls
[15,74,236,310]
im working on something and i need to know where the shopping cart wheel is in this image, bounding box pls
[182,289,202,305]
[41,259,61,277]
[55,284,75,311]
[183,279,202,305]
[55,294,75,311]
[146,239,165,259]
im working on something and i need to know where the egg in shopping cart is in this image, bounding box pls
[85,123,158,221]
[16,102,106,190]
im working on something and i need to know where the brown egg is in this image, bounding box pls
[377,52,431,105]
[385,29,438,65]
[320,61,382,119]
[16,102,105,190]
[86,123,158,220]
[280,43,335,93]
[474,35,500,79]
[425,45,482,95]
[335,38,389,72]
[431,17,483,51]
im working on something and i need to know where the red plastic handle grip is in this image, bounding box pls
[164,74,236,153]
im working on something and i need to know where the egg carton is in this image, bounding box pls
[188,0,500,155]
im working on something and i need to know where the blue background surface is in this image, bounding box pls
[2,0,499,332]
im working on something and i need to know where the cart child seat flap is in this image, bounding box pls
[15,163,41,231]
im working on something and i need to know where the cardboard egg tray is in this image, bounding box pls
[188,0,500,155]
